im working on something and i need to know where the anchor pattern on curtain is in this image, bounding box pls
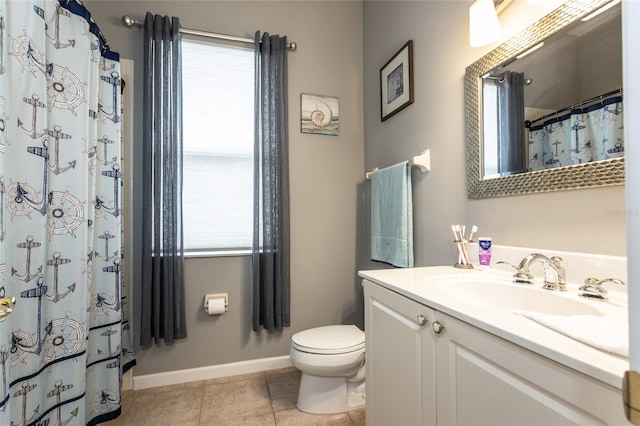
[528,96,624,171]
[0,1,135,425]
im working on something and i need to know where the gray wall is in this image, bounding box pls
[362,0,472,268]
[86,1,365,376]
[361,0,626,278]
[88,0,627,377]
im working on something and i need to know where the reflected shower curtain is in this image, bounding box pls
[0,1,135,425]
[528,96,624,171]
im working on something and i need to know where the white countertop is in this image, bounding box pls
[359,265,629,389]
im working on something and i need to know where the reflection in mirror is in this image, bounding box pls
[482,1,622,178]
[465,0,625,198]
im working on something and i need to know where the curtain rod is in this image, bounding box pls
[484,74,533,85]
[527,87,623,127]
[121,15,297,51]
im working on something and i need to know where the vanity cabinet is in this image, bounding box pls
[362,279,627,426]
[363,278,437,426]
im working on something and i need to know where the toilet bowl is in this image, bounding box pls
[289,325,366,414]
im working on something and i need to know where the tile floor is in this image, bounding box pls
[101,367,366,425]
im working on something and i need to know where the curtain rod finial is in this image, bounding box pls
[122,15,139,28]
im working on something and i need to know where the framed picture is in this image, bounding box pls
[301,94,339,136]
[380,40,414,121]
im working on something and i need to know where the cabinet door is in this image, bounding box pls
[363,280,437,426]
[435,311,627,426]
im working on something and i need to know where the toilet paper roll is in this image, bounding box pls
[206,297,226,315]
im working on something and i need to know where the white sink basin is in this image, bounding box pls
[423,272,629,357]
[429,274,603,317]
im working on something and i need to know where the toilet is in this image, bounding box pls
[289,325,366,414]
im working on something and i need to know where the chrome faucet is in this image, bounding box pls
[499,253,566,291]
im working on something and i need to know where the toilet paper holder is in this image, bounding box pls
[203,293,228,314]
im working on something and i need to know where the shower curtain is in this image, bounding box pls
[0,1,135,425]
[528,96,624,171]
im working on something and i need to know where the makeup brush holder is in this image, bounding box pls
[454,262,474,269]
[453,239,474,269]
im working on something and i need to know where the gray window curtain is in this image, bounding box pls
[141,13,187,344]
[497,71,527,175]
[252,31,290,332]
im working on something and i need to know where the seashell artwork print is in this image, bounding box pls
[301,94,339,136]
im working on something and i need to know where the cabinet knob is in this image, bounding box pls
[417,314,427,326]
[432,320,444,334]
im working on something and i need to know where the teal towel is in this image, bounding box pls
[370,161,414,268]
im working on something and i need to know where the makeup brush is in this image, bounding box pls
[455,224,463,240]
[451,225,464,264]
[451,225,460,241]
[468,225,478,242]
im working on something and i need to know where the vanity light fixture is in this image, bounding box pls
[469,0,501,47]
[469,0,513,47]
[580,0,620,21]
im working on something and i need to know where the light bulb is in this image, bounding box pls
[469,0,501,47]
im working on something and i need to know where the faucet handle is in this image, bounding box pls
[578,277,625,300]
[496,260,517,270]
[550,256,563,265]
[495,261,534,284]
[513,270,535,284]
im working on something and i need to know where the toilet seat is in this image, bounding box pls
[291,325,365,355]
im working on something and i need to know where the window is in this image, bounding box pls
[182,38,254,252]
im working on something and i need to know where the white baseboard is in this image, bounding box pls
[132,355,293,390]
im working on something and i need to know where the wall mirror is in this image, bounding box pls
[465,0,624,198]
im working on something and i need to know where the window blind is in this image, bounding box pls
[182,38,255,251]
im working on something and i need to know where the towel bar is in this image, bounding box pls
[365,149,430,179]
